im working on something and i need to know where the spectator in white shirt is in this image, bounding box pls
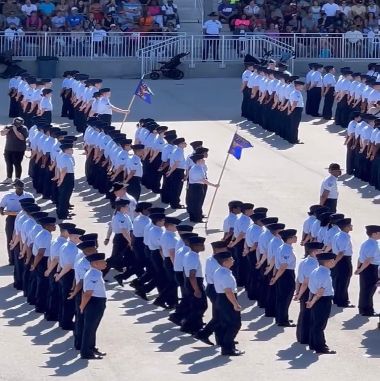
[161,0,180,28]
[340,1,352,17]
[92,23,108,57]
[21,0,38,17]
[321,0,340,27]
[6,11,21,27]
[202,12,222,61]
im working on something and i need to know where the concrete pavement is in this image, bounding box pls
[0,78,379,381]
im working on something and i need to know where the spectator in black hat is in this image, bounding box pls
[1,117,28,183]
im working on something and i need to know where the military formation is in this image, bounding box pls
[241,62,380,190]
[0,67,379,363]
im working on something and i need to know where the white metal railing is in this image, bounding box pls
[2,31,380,63]
[0,31,186,59]
[138,35,185,77]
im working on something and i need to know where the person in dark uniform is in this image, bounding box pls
[244,211,266,301]
[322,65,336,120]
[125,144,144,201]
[0,180,34,265]
[181,236,207,334]
[319,163,342,213]
[32,216,56,313]
[55,227,85,330]
[271,229,297,327]
[287,81,305,144]
[307,252,337,355]
[295,241,324,345]
[56,143,75,220]
[355,225,380,316]
[80,253,108,360]
[308,63,323,117]
[241,63,254,118]
[222,200,243,244]
[331,217,354,308]
[264,223,286,318]
[160,216,181,308]
[168,228,197,325]
[345,111,361,175]
[195,240,228,345]
[165,137,187,209]
[44,222,74,321]
[214,251,244,356]
[70,239,98,350]
[186,153,219,223]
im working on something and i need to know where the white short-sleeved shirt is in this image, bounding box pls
[147,225,164,250]
[289,90,304,107]
[0,191,34,213]
[111,211,132,234]
[303,215,316,235]
[127,154,143,177]
[323,73,336,87]
[39,97,53,111]
[183,250,203,277]
[59,240,79,267]
[233,214,252,238]
[133,214,151,238]
[267,236,283,262]
[205,255,220,285]
[33,229,52,257]
[50,236,67,258]
[245,223,263,247]
[358,238,380,265]
[332,231,353,256]
[320,175,338,199]
[214,267,237,293]
[75,255,91,283]
[169,147,186,169]
[297,256,319,283]
[258,228,273,255]
[275,243,297,270]
[308,266,334,296]
[189,164,206,184]
[160,231,179,258]
[83,267,107,298]
[173,245,189,272]
[242,69,252,83]
[223,213,238,233]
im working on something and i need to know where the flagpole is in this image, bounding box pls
[120,75,144,132]
[205,126,239,231]
[120,94,137,131]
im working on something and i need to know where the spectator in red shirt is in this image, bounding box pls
[89,0,104,22]
[25,11,43,31]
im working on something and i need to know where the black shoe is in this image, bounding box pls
[153,299,170,309]
[170,204,186,209]
[278,322,296,327]
[194,333,215,346]
[94,348,107,356]
[361,312,379,317]
[114,274,124,287]
[81,354,103,360]
[134,289,148,301]
[129,279,141,289]
[168,314,182,326]
[61,323,75,331]
[221,349,245,356]
[316,349,336,355]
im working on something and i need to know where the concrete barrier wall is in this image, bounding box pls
[1,58,371,79]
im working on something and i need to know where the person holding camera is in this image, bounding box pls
[1,117,28,184]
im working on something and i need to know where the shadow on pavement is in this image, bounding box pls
[276,342,319,369]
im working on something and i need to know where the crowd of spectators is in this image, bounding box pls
[0,0,181,34]
[216,0,380,35]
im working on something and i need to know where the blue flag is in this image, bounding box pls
[134,80,154,104]
[228,133,253,160]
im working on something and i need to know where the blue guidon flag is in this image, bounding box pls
[134,80,154,104]
[228,133,253,160]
